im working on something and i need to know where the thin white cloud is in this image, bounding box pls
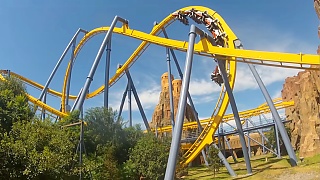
[229,19,316,93]
[109,83,161,112]
[189,78,221,96]
[234,64,301,92]
[134,86,161,109]
[272,89,282,99]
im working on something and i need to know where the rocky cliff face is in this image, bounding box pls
[282,67,320,157]
[280,1,320,158]
[150,72,196,131]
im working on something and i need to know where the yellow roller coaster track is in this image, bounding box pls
[152,98,293,134]
[0,73,68,118]
[1,6,319,166]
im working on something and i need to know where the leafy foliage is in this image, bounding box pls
[0,77,166,179]
[77,107,143,179]
[124,133,170,180]
[84,107,122,155]
[0,77,33,133]
[0,118,76,179]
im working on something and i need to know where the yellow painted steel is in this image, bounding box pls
[61,6,237,165]
[60,7,319,112]
[1,5,319,166]
[0,70,77,99]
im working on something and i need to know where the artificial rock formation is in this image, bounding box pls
[280,1,320,158]
[150,72,196,130]
[282,68,320,157]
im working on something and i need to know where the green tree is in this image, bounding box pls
[207,145,221,177]
[84,107,122,154]
[266,125,291,155]
[81,107,142,179]
[124,133,170,180]
[0,118,76,179]
[0,77,33,133]
[83,145,121,180]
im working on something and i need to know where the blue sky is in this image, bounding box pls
[0,1,318,127]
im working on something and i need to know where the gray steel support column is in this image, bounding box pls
[70,88,83,112]
[247,61,295,164]
[212,143,237,177]
[118,84,128,119]
[162,27,209,166]
[74,16,127,111]
[164,25,197,180]
[79,121,84,180]
[80,106,84,120]
[41,89,47,120]
[128,78,132,127]
[218,125,221,149]
[235,40,297,166]
[65,40,76,109]
[166,48,175,129]
[224,136,237,163]
[262,134,265,154]
[247,118,269,154]
[104,39,112,109]
[225,122,279,157]
[259,115,266,153]
[274,123,281,158]
[126,71,151,131]
[221,123,226,156]
[247,118,269,141]
[39,29,82,101]
[246,119,251,158]
[217,59,252,174]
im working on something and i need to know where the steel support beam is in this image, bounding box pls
[104,39,112,109]
[274,123,281,158]
[118,84,128,120]
[220,123,226,156]
[65,40,76,109]
[41,89,47,120]
[165,25,197,180]
[166,48,175,129]
[247,118,269,142]
[218,125,222,149]
[126,71,151,131]
[128,78,132,127]
[248,61,295,162]
[217,59,252,174]
[259,115,266,153]
[224,136,237,163]
[71,88,83,112]
[74,16,127,111]
[247,118,269,154]
[79,121,83,179]
[246,119,251,158]
[162,27,208,166]
[212,143,237,177]
[225,121,279,157]
[234,40,297,166]
[39,29,83,101]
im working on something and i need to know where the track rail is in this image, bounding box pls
[1,5,319,166]
[152,98,293,133]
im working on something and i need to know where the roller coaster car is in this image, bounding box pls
[211,66,223,86]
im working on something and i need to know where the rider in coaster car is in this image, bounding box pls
[211,65,223,86]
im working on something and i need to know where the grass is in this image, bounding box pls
[183,153,320,180]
